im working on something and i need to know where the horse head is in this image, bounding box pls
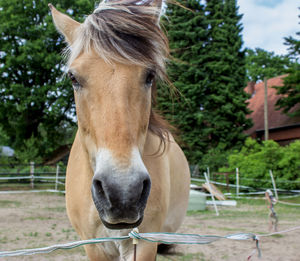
[50,0,168,229]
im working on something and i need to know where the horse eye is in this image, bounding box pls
[145,71,155,87]
[68,72,81,91]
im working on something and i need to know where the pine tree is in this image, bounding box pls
[159,0,252,165]
[0,0,96,161]
[159,0,209,163]
[203,0,252,151]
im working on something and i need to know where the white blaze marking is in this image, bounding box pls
[94,147,148,176]
[94,148,118,174]
[130,147,148,174]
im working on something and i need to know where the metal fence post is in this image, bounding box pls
[55,164,60,191]
[30,162,35,189]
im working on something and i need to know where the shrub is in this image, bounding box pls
[223,138,300,189]
[198,147,233,174]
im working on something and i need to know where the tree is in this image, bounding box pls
[0,126,9,147]
[275,30,300,116]
[159,0,210,164]
[245,48,291,82]
[203,0,252,150]
[0,0,96,161]
[160,0,252,166]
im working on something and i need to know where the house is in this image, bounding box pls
[245,75,300,145]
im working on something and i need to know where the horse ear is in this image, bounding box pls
[48,3,81,44]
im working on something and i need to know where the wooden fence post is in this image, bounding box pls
[30,162,35,189]
[204,172,219,216]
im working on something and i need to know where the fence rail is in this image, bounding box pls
[192,165,300,193]
[0,164,299,197]
[0,162,66,192]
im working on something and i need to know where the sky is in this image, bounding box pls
[237,0,299,55]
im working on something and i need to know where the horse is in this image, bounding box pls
[49,0,190,260]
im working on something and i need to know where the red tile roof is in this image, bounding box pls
[245,75,300,136]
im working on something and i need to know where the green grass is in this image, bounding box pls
[158,252,206,261]
[62,228,73,233]
[278,195,300,204]
[188,207,266,221]
[186,195,300,237]
[43,206,66,213]
[0,183,65,191]
[23,232,38,237]
[0,200,21,207]
[206,225,247,233]
[51,223,57,230]
[0,236,8,244]
[235,197,266,205]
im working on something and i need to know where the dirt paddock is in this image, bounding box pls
[0,192,299,261]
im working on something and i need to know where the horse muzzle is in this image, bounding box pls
[91,170,151,230]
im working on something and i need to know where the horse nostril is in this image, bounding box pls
[93,179,104,198]
[140,177,151,203]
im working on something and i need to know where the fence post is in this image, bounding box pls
[207,167,210,180]
[30,162,35,189]
[236,168,239,197]
[192,165,199,177]
[204,172,219,216]
[55,164,60,191]
[269,170,278,199]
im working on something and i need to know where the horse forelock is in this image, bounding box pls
[65,0,168,80]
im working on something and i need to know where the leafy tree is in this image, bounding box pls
[0,126,9,146]
[275,30,300,116]
[0,0,96,161]
[160,0,252,165]
[245,48,291,82]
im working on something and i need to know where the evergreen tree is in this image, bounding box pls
[203,0,252,152]
[160,0,252,165]
[159,0,209,163]
[0,0,96,161]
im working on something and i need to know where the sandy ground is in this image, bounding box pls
[0,193,299,261]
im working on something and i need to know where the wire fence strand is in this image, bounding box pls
[1,226,300,258]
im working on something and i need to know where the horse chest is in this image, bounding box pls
[101,229,133,260]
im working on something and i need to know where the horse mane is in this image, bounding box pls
[65,0,172,147]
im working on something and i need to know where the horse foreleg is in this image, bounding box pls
[84,244,110,261]
[131,241,158,261]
